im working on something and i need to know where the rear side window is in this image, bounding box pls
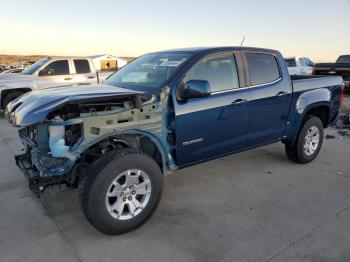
[246,53,280,86]
[74,59,91,74]
[184,53,240,92]
[284,58,296,67]
[40,60,69,76]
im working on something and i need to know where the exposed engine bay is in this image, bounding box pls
[13,88,176,196]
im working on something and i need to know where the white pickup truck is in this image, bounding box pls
[284,57,315,76]
[0,57,114,110]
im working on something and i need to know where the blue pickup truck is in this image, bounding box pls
[6,47,344,234]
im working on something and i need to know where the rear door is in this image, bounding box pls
[36,59,74,88]
[299,58,308,75]
[244,52,291,146]
[173,52,250,166]
[72,59,98,84]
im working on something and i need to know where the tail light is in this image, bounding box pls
[311,67,316,75]
[340,83,345,107]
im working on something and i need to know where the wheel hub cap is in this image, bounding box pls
[105,169,152,220]
[303,126,320,156]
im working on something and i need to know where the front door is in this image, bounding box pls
[36,59,74,89]
[173,53,250,166]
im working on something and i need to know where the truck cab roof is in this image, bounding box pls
[155,46,280,55]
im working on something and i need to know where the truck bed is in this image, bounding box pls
[291,75,342,92]
[290,75,343,124]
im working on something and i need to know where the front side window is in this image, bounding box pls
[104,52,191,90]
[184,53,239,92]
[304,58,314,67]
[74,59,91,74]
[39,60,70,76]
[246,53,280,86]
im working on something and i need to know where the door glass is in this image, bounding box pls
[184,54,239,92]
[284,58,296,67]
[74,59,91,74]
[336,55,350,63]
[39,60,69,76]
[246,53,280,85]
[305,58,314,67]
[299,58,306,66]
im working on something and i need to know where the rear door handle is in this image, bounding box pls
[87,76,95,79]
[231,99,248,105]
[64,77,73,81]
[276,91,288,97]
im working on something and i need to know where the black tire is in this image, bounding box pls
[79,149,163,235]
[285,116,324,164]
[2,91,25,110]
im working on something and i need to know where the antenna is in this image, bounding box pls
[240,36,246,46]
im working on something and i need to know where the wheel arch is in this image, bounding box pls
[1,87,32,109]
[287,101,330,145]
[302,103,330,128]
[74,129,171,174]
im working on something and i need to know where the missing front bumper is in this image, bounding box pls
[15,151,68,197]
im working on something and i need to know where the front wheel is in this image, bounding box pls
[79,149,163,235]
[285,116,324,164]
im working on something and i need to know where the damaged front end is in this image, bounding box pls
[15,124,75,195]
[6,85,175,196]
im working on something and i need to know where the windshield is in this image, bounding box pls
[22,58,48,75]
[336,55,350,64]
[104,52,191,90]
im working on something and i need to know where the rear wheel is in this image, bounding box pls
[79,149,163,235]
[285,116,324,164]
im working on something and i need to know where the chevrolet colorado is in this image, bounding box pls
[0,57,113,110]
[313,55,350,90]
[6,47,344,235]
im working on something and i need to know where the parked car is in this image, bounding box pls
[6,47,344,235]
[0,68,24,75]
[313,55,350,90]
[284,56,315,75]
[0,57,115,110]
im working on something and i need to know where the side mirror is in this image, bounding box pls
[39,68,53,76]
[181,80,211,99]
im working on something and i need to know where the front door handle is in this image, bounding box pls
[231,99,248,105]
[87,76,95,79]
[276,91,288,97]
[64,77,73,81]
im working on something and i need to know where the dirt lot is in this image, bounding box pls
[0,99,349,262]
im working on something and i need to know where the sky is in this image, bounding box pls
[1,0,349,62]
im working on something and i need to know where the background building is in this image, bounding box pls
[90,54,128,71]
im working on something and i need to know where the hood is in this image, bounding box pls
[0,73,34,82]
[0,74,35,89]
[7,84,142,126]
